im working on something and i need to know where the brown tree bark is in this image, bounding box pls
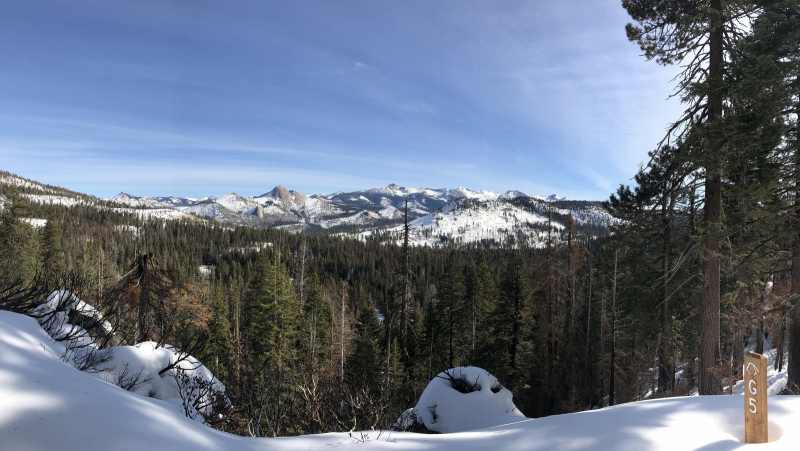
[699,0,724,395]
[788,97,800,392]
[788,236,800,392]
[610,250,618,406]
[658,196,671,395]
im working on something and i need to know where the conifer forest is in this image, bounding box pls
[1,0,800,440]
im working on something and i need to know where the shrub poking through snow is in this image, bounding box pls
[174,366,231,426]
[406,367,525,433]
[491,379,504,394]
[438,368,482,393]
[31,290,117,372]
[27,289,228,427]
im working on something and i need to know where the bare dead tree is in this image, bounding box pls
[103,251,186,345]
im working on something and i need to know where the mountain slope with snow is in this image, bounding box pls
[106,183,611,244]
[370,197,615,247]
[0,171,197,223]
[1,170,611,246]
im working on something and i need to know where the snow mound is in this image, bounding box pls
[31,291,224,422]
[412,367,525,433]
[33,290,112,347]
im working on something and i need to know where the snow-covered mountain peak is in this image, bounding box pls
[259,185,306,206]
[112,192,137,200]
[96,181,609,244]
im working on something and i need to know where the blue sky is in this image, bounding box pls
[0,0,684,200]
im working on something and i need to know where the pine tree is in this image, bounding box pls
[207,284,232,383]
[0,186,39,285]
[436,250,467,369]
[303,274,332,369]
[465,251,495,367]
[104,252,186,344]
[346,305,384,391]
[39,207,64,275]
[622,0,756,395]
[730,0,800,391]
[244,249,299,369]
[493,250,531,390]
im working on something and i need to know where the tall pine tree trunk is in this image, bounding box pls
[789,129,800,392]
[659,198,671,395]
[700,0,724,395]
[609,251,618,406]
[789,237,800,392]
[599,291,605,405]
[585,261,593,381]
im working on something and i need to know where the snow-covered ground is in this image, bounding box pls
[362,198,614,248]
[23,194,88,208]
[732,336,788,396]
[199,265,214,275]
[3,306,800,449]
[387,200,551,247]
[21,218,47,228]
[0,174,59,194]
[115,224,141,236]
[111,207,192,221]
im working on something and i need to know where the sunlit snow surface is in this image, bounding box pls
[412,367,525,433]
[731,336,788,396]
[3,309,800,450]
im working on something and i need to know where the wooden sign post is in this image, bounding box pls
[744,351,768,444]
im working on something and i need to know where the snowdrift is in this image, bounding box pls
[27,291,225,421]
[410,366,525,433]
[3,309,800,450]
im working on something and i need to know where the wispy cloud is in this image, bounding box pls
[337,61,376,75]
[0,1,687,201]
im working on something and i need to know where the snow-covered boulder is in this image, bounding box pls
[411,367,525,433]
[30,290,225,423]
[33,290,115,346]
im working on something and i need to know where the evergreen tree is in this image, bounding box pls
[303,274,332,368]
[39,207,64,275]
[722,0,800,392]
[0,186,39,285]
[623,0,756,394]
[436,250,467,369]
[346,305,384,391]
[466,251,496,367]
[207,284,232,383]
[244,249,299,369]
[493,250,531,390]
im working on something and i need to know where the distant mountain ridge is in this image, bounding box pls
[105,184,611,246]
[107,184,577,231]
[110,184,571,210]
[0,169,610,247]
